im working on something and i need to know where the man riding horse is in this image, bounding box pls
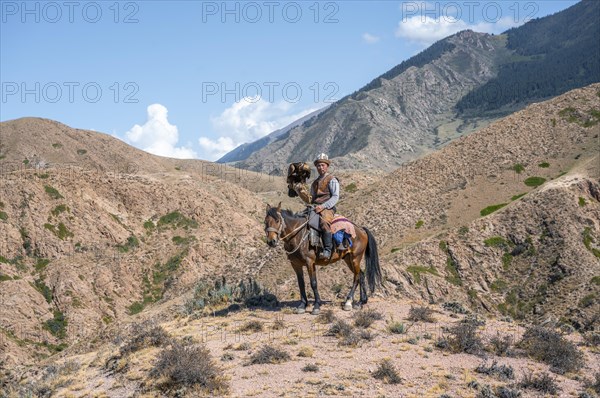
[311,153,339,260]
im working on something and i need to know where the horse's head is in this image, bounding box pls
[264,202,283,247]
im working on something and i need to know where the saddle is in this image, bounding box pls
[299,206,354,252]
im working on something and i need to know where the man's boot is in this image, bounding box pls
[320,231,333,259]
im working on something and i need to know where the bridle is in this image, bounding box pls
[265,210,310,254]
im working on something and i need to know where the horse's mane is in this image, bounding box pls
[267,207,305,220]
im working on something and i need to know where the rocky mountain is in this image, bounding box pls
[341,83,600,329]
[0,118,288,370]
[225,0,599,173]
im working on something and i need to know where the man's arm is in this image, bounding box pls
[321,178,339,209]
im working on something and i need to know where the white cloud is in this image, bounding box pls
[198,97,318,161]
[362,32,381,44]
[124,104,197,159]
[395,16,522,46]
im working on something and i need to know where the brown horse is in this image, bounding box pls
[264,203,381,315]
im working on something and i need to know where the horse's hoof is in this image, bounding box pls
[343,303,352,311]
[311,308,320,316]
[296,307,306,314]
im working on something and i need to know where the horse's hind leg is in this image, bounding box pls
[343,256,360,311]
[359,270,368,305]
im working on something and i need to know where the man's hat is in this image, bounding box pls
[314,153,331,166]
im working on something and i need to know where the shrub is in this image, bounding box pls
[151,340,228,394]
[327,319,354,338]
[475,361,514,381]
[302,363,319,372]
[442,301,470,314]
[239,320,264,333]
[387,320,406,334]
[519,326,584,374]
[297,346,313,357]
[480,203,508,216]
[44,185,63,199]
[372,359,401,384]
[538,162,550,168]
[408,306,436,322]
[121,321,171,354]
[488,332,515,357]
[496,386,522,398]
[353,308,383,328]
[524,177,546,187]
[248,345,290,365]
[518,372,559,395]
[512,164,525,174]
[444,320,484,355]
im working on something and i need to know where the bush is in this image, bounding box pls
[239,320,264,333]
[317,309,336,324]
[121,321,171,354]
[475,361,515,381]
[298,346,313,357]
[387,320,406,334]
[518,372,559,395]
[408,306,436,322]
[442,301,470,314]
[248,345,290,365]
[302,363,319,372]
[327,319,354,338]
[519,326,584,374]
[496,386,522,398]
[444,320,484,355]
[353,308,383,328]
[372,359,401,384]
[151,340,228,394]
[488,333,515,357]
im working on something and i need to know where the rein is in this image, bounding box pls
[266,211,310,254]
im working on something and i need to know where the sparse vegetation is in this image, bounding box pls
[353,308,383,328]
[524,176,546,187]
[44,185,63,199]
[117,235,139,253]
[442,301,469,314]
[475,361,514,381]
[52,143,62,148]
[344,182,357,193]
[44,222,74,240]
[76,149,87,155]
[35,258,50,272]
[439,319,484,355]
[579,293,596,308]
[120,321,171,354]
[297,346,313,358]
[490,279,508,293]
[518,372,559,395]
[239,320,264,333]
[484,236,511,249]
[582,227,600,258]
[143,219,155,231]
[579,197,587,207]
[387,318,407,334]
[415,219,424,229]
[43,310,68,339]
[172,235,195,245]
[248,345,290,365]
[302,363,319,372]
[407,306,436,322]
[511,193,527,201]
[34,278,53,303]
[317,309,336,324]
[0,211,7,221]
[406,265,439,284]
[157,211,198,230]
[512,164,525,174]
[519,326,584,374]
[151,340,228,394]
[488,332,515,357]
[538,162,550,168]
[480,203,508,216]
[372,359,402,384]
[592,276,600,286]
[50,204,69,217]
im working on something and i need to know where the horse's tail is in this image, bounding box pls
[363,227,382,294]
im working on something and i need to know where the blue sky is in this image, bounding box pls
[1,1,578,160]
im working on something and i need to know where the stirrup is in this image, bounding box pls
[319,249,331,259]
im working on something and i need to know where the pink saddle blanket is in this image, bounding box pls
[330,215,356,238]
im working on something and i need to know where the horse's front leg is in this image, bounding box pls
[293,262,308,314]
[306,261,322,315]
